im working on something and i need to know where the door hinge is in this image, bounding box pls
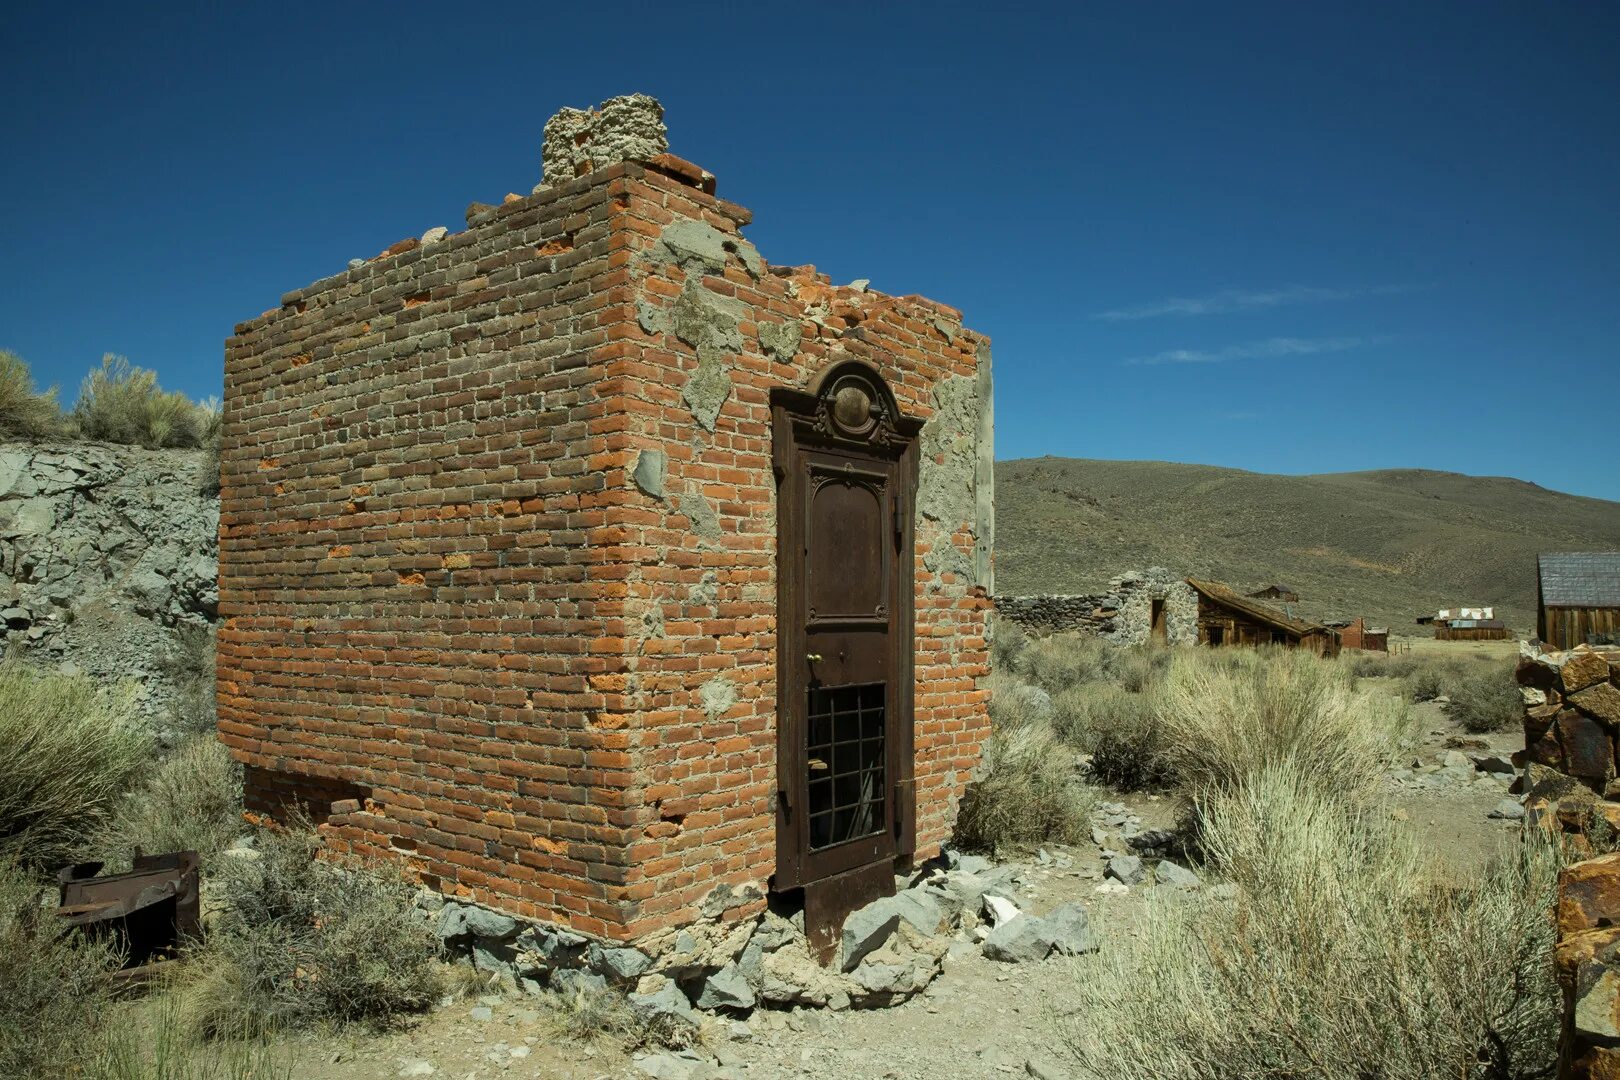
[775,789,790,817]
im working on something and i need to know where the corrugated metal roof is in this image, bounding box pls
[1539,552,1620,608]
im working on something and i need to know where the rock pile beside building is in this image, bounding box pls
[1516,641,1620,845]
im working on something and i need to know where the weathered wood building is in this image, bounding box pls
[1538,552,1620,649]
[1248,583,1299,603]
[1186,578,1341,656]
[1333,616,1389,652]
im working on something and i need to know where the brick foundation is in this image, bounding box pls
[217,105,993,944]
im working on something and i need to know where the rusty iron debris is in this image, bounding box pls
[55,850,200,985]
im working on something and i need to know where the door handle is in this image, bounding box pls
[806,653,823,663]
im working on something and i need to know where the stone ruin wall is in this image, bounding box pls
[1515,642,1620,1079]
[996,567,1197,645]
[218,95,993,957]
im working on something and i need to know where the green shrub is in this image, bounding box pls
[0,857,120,1078]
[1445,661,1522,734]
[98,737,241,870]
[1057,685,1176,790]
[184,823,441,1036]
[73,355,214,450]
[0,663,149,870]
[1018,634,1111,692]
[0,350,63,438]
[1061,764,1561,1080]
[955,720,1095,853]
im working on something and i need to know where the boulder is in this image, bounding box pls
[1154,861,1202,889]
[983,915,1056,963]
[591,944,653,982]
[1488,798,1526,821]
[1561,854,1620,938]
[1564,650,1615,694]
[1574,684,1620,727]
[1106,854,1145,885]
[695,962,756,1011]
[633,1050,713,1080]
[627,980,700,1031]
[840,897,902,972]
[1043,902,1099,956]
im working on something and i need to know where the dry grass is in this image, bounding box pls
[1061,764,1561,1080]
[1156,646,1412,802]
[955,719,1096,853]
[0,662,149,870]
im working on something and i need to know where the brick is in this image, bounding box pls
[218,144,992,946]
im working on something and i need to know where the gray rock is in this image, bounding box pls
[696,962,756,1011]
[1126,827,1178,852]
[956,853,993,875]
[420,226,449,244]
[463,906,519,940]
[1489,798,1526,820]
[633,1050,713,1080]
[590,944,652,981]
[889,887,947,936]
[1155,861,1201,889]
[1106,854,1145,885]
[1043,902,1099,956]
[469,1005,493,1021]
[628,981,700,1031]
[348,258,365,269]
[841,897,902,971]
[397,1061,435,1078]
[983,914,1056,963]
[548,968,607,996]
[1026,1060,1072,1080]
[1470,753,1515,775]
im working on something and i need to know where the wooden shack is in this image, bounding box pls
[1186,578,1341,657]
[1335,616,1389,652]
[1538,552,1620,649]
[1435,618,1510,641]
[1248,583,1300,603]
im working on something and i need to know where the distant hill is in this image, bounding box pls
[995,458,1620,632]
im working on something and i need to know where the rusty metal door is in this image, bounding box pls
[771,361,920,939]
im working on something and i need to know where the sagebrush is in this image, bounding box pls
[98,736,241,870]
[0,350,62,438]
[183,822,441,1037]
[0,663,148,870]
[74,354,217,450]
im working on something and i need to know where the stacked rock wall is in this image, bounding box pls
[1555,853,1620,1078]
[1518,642,1620,808]
[996,567,1197,645]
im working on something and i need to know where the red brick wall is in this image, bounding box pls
[218,158,992,942]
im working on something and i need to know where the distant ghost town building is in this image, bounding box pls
[215,95,995,959]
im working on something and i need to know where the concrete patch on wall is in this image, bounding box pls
[632,450,667,499]
[758,319,802,360]
[661,220,762,280]
[690,570,719,608]
[973,343,995,592]
[699,675,737,721]
[678,488,722,542]
[917,374,983,596]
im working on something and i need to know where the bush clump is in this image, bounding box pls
[98,737,241,870]
[1445,660,1523,734]
[1061,764,1561,1079]
[184,823,441,1036]
[0,663,148,870]
[73,355,218,450]
[0,858,120,1077]
[0,350,63,438]
[955,720,1095,853]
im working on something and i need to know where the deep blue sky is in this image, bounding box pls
[4,3,1617,499]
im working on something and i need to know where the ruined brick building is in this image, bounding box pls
[216,96,994,956]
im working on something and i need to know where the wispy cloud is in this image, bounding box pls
[1094,283,1416,322]
[1126,336,1376,366]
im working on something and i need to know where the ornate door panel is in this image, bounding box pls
[771,361,921,902]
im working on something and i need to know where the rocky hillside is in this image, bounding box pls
[0,441,216,738]
[997,458,1620,632]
